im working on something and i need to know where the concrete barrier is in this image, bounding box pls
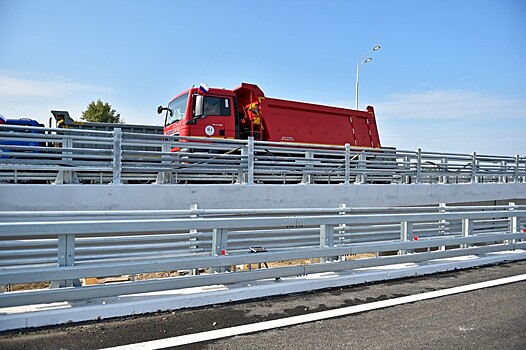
[1,183,525,211]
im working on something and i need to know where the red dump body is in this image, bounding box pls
[163,83,381,148]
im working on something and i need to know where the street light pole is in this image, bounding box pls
[355,45,380,109]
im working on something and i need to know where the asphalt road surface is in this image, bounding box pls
[1,260,525,350]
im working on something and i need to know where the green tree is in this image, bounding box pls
[81,100,123,123]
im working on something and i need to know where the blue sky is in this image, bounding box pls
[1,0,525,155]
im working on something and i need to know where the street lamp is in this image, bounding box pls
[355,45,380,109]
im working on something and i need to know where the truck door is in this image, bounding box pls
[199,96,234,138]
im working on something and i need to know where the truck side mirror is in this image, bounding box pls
[157,105,173,116]
[194,94,204,118]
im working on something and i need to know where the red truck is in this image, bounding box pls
[158,83,381,148]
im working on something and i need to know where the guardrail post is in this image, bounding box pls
[471,152,478,184]
[54,136,79,184]
[439,157,448,184]
[438,203,448,251]
[338,203,348,256]
[461,218,473,249]
[155,142,172,184]
[189,203,200,275]
[354,152,366,184]
[211,228,229,273]
[247,137,254,185]
[518,157,526,182]
[237,146,248,184]
[403,155,411,184]
[415,149,422,184]
[500,160,507,183]
[237,138,254,184]
[399,221,414,255]
[112,128,122,185]
[320,224,335,263]
[51,234,80,288]
[344,144,351,184]
[64,137,73,163]
[509,202,518,245]
[301,150,315,184]
[514,155,520,183]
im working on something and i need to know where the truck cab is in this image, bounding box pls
[161,87,238,139]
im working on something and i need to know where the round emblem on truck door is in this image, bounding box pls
[204,125,215,136]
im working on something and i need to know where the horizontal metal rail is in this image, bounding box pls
[1,125,524,184]
[0,204,524,307]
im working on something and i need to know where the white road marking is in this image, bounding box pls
[102,273,526,350]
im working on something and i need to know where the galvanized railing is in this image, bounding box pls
[0,204,525,307]
[1,124,525,184]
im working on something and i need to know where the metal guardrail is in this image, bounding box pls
[0,204,524,307]
[0,124,525,184]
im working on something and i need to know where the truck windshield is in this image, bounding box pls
[166,93,188,125]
